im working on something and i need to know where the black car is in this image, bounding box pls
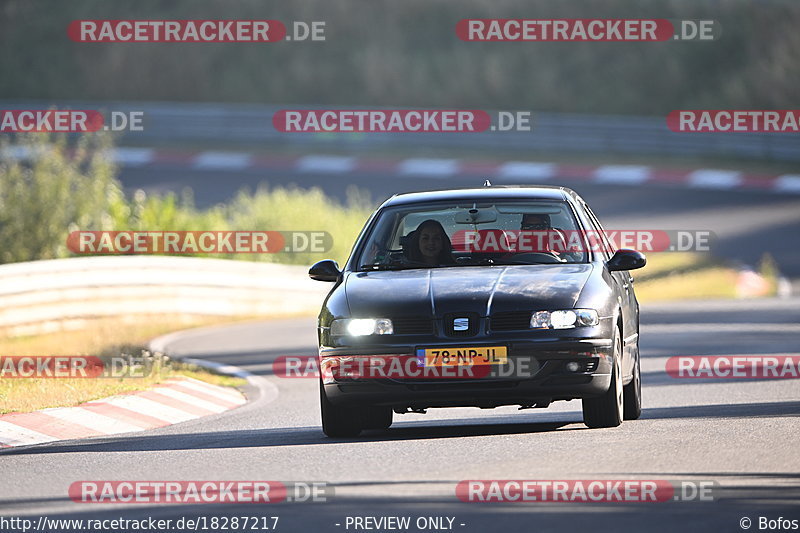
[309,186,645,437]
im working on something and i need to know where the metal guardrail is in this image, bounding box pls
[0,256,328,337]
[1,100,799,161]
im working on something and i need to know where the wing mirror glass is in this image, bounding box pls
[309,259,341,282]
[607,249,646,271]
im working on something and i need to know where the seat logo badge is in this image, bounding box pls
[453,317,469,331]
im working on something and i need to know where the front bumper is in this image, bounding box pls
[320,338,613,409]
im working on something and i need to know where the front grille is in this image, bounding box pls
[490,311,532,331]
[405,381,517,391]
[392,317,433,335]
[443,312,480,337]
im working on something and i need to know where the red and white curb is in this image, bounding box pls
[0,377,246,448]
[113,148,800,195]
[6,145,799,194]
[4,146,800,194]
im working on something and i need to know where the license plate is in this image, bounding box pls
[416,346,507,367]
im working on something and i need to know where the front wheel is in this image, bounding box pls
[320,382,363,438]
[582,328,624,429]
[363,406,393,430]
[623,349,642,420]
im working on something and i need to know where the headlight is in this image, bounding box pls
[530,309,599,329]
[330,318,394,336]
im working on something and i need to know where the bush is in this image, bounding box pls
[0,132,122,263]
[225,185,372,265]
[0,132,372,266]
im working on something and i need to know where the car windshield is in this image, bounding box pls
[355,200,589,270]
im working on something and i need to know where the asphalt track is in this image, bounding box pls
[0,296,798,532]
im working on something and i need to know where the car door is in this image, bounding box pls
[581,202,637,378]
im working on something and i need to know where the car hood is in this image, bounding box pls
[343,264,593,317]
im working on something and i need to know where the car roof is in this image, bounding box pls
[379,185,580,208]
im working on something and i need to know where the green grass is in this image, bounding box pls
[0,354,247,415]
[633,252,777,302]
[635,252,717,282]
[635,264,739,302]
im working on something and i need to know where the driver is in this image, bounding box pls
[407,219,456,266]
[520,213,566,256]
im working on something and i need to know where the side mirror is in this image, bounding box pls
[607,249,646,272]
[309,259,341,282]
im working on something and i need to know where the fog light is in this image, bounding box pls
[566,361,581,372]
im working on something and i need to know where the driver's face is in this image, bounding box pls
[419,227,443,258]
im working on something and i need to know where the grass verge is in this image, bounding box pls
[0,316,252,415]
[634,252,776,302]
[635,264,739,302]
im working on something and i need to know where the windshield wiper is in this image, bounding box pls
[493,258,568,265]
[455,257,496,266]
[454,256,567,266]
[359,261,434,271]
[359,263,403,271]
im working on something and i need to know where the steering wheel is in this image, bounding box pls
[507,252,565,264]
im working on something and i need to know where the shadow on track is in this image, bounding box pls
[640,400,800,420]
[0,419,580,456]
[638,369,800,387]
[2,400,797,457]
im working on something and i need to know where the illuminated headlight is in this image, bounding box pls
[330,318,394,336]
[530,309,599,329]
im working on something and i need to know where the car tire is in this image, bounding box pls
[320,381,363,438]
[362,406,393,430]
[623,349,642,420]
[582,327,624,429]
